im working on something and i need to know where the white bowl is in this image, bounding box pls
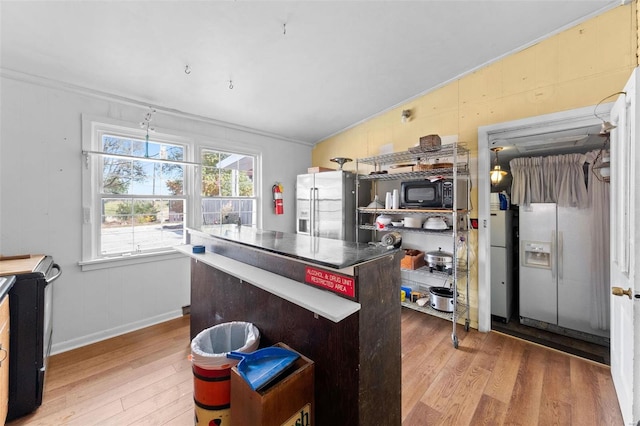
[391,221,404,227]
[423,217,448,230]
[404,217,422,228]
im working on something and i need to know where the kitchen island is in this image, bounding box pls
[179,226,403,426]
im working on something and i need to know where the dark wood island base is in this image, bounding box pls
[180,227,402,426]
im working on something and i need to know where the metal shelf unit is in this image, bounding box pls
[355,143,471,348]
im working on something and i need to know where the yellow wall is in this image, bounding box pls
[312,4,637,328]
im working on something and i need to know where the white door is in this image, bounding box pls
[609,68,638,425]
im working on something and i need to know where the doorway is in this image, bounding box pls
[478,104,612,362]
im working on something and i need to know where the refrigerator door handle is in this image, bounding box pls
[309,188,315,236]
[312,187,319,236]
[558,231,563,280]
[551,230,557,279]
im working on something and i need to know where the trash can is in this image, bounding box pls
[191,321,260,426]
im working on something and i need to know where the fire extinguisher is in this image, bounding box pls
[273,183,284,215]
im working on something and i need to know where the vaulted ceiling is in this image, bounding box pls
[0,1,620,144]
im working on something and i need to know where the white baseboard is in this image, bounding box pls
[50,309,185,355]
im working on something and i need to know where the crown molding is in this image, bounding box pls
[0,68,314,147]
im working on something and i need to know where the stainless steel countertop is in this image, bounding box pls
[189,225,400,269]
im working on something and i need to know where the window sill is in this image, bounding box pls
[78,249,187,271]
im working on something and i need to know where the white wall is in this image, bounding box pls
[0,74,312,354]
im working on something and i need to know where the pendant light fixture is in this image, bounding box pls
[490,147,507,185]
[140,107,156,158]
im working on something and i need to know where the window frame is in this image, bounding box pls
[81,115,195,269]
[81,115,263,270]
[198,147,259,228]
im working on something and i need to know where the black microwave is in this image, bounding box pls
[400,179,468,209]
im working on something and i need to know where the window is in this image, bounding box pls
[99,134,186,256]
[81,116,261,268]
[201,148,256,227]
[82,118,192,264]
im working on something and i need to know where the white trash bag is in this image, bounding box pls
[190,321,260,369]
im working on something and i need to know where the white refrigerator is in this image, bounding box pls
[519,203,607,337]
[490,209,513,322]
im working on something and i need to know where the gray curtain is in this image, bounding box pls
[510,151,609,331]
[510,156,544,206]
[586,149,610,331]
[509,153,588,208]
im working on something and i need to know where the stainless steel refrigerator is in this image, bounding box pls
[490,208,513,322]
[519,203,607,337]
[296,170,369,242]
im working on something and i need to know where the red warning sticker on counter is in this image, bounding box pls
[305,266,355,298]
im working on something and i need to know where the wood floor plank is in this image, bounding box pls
[401,310,441,359]
[96,379,192,426]
[438,365,492,425]
[538,349,572,425]
[49,317,190,368]
[473,329,508,372]
[483,333,527,404]
[41,350,187,414]
[469,394,508,425]
[401,332,453,421]
[161,408,193,426]
[503,344,548,426]
[418,327,487,413]
[62,399,125,426]
[6,312,624,426]
[127,392,193,426]
[46,320,190,390]
[47,335,187,392]
[594,363,625,426]
[570,357,621,426]
[120,369,191,411]
[403,400,443,425]
[26,365,178,425]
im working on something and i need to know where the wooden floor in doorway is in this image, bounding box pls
[7,309,623,425]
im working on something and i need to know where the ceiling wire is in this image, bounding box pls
[593,91,626,122]
[227,21,288,91]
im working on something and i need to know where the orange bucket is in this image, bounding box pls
[193,364,231,425]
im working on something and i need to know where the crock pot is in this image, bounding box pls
[429,286,454,312]
[425,248,453,273]
[380,232,402,248]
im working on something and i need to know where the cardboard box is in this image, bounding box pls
[400,250,425,270]
[230,343,314,426]
[307,167,335,173]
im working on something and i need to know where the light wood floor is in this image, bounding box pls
[7,309,623,425]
